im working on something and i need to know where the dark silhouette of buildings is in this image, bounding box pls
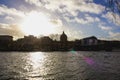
[81,36,98,46]
[0,35,13,42]
[0,35,13,51]
[0,32,120,51]
[60,31,67,42]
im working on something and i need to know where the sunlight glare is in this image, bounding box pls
[21,12,57,36]
[30,52,45,69]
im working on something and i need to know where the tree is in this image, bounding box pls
[49,34,60,41]
[106,0,120,24]
[107,0,120,13]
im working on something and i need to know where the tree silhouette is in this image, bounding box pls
[49,34,60,41]
[105,0,120,25]
[107,0,120,13]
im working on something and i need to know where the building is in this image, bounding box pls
[38,36,53,51]
[60,31,67,42]
[16,35,37,45]
[40,36,53,44]
[81,36,98,46]
[0,33,119,51]
[0,35,13,42]
[0,35,13,50]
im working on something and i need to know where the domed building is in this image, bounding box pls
[60,31,67,42]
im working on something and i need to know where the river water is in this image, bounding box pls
[0,51,120,80]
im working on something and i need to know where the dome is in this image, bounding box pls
[60,31,67,42]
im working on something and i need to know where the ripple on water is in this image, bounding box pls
[0,51,120,80]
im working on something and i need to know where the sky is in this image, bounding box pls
[0,0,120,40]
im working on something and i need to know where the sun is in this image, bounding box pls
[20,12,57,36]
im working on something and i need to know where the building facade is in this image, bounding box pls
[60,31,67,42]
[81,36,98,46]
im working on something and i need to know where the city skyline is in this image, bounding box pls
[0,31,120,51]
[0,0,120,40]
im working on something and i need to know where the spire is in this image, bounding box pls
[60,31,67,42]
[63,31,65,34]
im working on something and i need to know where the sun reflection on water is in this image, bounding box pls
[26,52,47,79]
[30,52,45,69]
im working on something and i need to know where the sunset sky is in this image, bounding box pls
[0,0,120,40]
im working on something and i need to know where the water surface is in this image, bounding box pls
[0,51,120,80]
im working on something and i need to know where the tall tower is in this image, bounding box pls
[60,31,67,42]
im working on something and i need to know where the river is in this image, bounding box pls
[0,51,120,80]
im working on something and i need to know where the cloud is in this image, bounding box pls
[0,5,26,24]
[5,16,14,21]
[25,0,48,7]
[73,2,105,14]
[50,18,63,27]
[25,0,104,27]
[0,23,24,39]
[25,0,105,16]
[67,30,83,40]
[0,5,25,17]
[99,24,112,31]
[64,14,100,24]
[0,0,119,41]
[76,16,100,24]
[108,31,120,40]
[102,12,120,25]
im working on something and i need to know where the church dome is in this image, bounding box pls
[60,31,67,42]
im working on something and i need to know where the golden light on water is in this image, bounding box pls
[21,12,57,36]
[27,52,47,78]
[30,52,45,69]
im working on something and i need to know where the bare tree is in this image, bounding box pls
[49,34,60,41]
[107,0,120,13]
[106,0,120,24]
